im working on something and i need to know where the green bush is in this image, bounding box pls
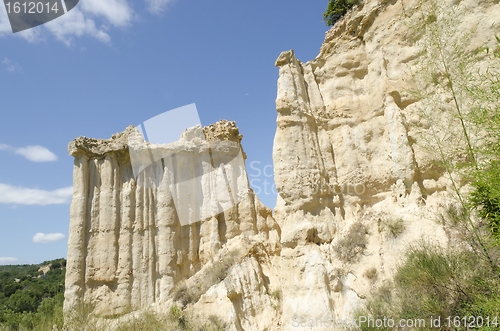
[5,292,38,314]
[470,161,500,238]
[464,36,500,242]
[323,0,361,26]
[359,242,500,331]
[395,243,474,319]
[0,259,66,330]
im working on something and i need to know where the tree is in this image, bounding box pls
[323,0,360,26]
[6,291,38,313]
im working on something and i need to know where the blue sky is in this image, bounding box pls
[0,0,330,265]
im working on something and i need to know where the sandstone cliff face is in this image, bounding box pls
[273,0,500,328]
[64,121,280,327]
[64,0,500,329]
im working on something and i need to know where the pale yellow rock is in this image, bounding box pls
[273,0,500,328]
[191,255,279,331]
[64,0,500,329]
[64,121,280,322]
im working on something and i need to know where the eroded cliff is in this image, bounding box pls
[64,0,500,329]
[273,0,500,328]
[64,121,281,330]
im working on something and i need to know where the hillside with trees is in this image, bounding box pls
[0,259,66,330]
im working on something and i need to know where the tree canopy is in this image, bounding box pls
[323,0,361,26]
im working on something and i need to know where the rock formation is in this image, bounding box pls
[64,0,500,329]
[273,0,500,328]
[64,120,280,327]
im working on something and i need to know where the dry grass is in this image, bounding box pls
[363,267,377,280]
[334,222,369,262]
[113,306,224,331]
[269,289,281,301]
[0,296,226,331]
[377,217,405,238]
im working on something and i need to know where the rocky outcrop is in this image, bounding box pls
[64,0,500,329]
[64,120,280,325]
[273,0,500,328]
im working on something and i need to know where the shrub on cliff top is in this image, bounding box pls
[323,0,361,26]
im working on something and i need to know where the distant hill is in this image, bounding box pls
[0,259,66,330]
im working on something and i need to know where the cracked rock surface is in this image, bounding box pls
[64,0,500,329]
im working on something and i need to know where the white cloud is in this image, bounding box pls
[0,144,58,162]
[33,233,66,244]
[0,184,73,205]
[0,0,178,45]
[0,257,18,265]
[0,5,11,34]
[14,145,58,162]
[80,0,133,27]
[146,0,175,14]
[44,8,111,46]
[0,0,123,45]
[2,57,23,72]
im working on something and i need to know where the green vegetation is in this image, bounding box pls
[467,36,500,239]
[0,259,66,330]
[87,305,226,331]
[154,305,224,331]
[377,217,405,238]
[269,289,282,311]
[39,301,224,331]
[358,240,500,331]
[269,289,282,301]
[408,0,500,265]
[0,258,227,331]
[323,0,361,26]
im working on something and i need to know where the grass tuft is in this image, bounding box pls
[334,222,368,262]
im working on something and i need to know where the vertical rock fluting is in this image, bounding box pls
[273,0,500,328]
[63,0,500,328]
[64,121,280,317]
